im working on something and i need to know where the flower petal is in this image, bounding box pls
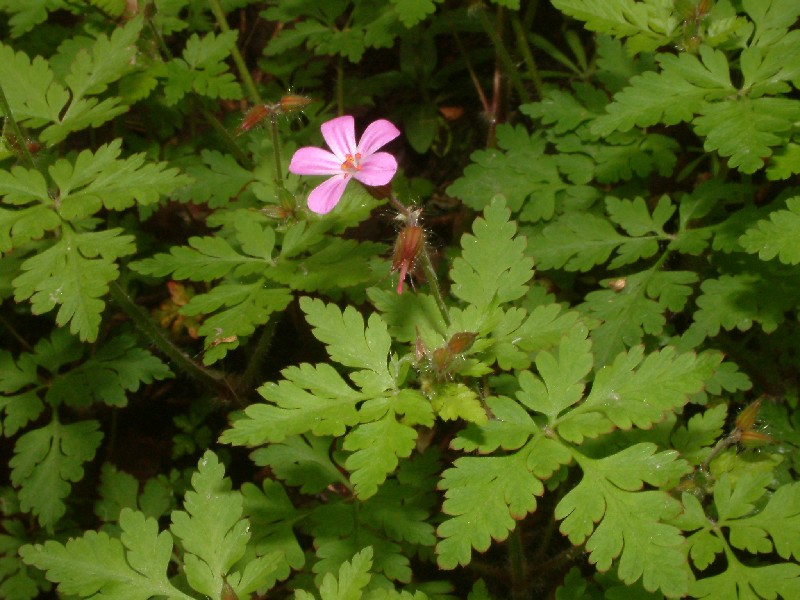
[289,147,341,176]
[353,151,397,186]
[357,119,401,157]
[306,175,350,214]
[321,116,357,161]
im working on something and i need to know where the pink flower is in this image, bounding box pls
[289,115,401,214]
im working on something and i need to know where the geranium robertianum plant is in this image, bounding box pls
[1,1,800,599]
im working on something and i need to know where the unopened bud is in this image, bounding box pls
[739,430,774,448]
[447,332,477,354]
[391,225,424,294]
[735,399,762,432]
[238,105,271,134]
[279,94,314,114]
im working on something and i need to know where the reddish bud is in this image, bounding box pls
[279,94,314,113]
[447,332,477,354]
[238,104,271,134]
[391,225,424,294]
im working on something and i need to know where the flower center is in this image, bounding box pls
[340,152,362,177]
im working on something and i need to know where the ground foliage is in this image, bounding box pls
[1,0,800,599]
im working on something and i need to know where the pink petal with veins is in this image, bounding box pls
[358,119,401,157]
[321,116,357,161]
[289,147,341,176]
[306,175,350,214]
[354,151,398,186]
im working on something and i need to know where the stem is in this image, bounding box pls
[108,281,239,402]
[509,12,543,99]
[508,526,527,600]
[0,81,39,171]
[269,115,284,187]
[240,313,279,390]
[476,7,532,104]
[336,57,345,115]
[200,104,255,170]
[207,0,263,105]
[447,17,492,116]
[0,312,33,351]
[388,194,451,327]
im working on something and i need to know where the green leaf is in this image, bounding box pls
[220,363,364,446]
[582,270,698,367]
[40,20,143,143]
[163,31,243,104]
[722,478,800,560]
[694,97,800,174]
[575,345,712,437]
[446,126,571,220]
[0,205,60,253]
[592,46,734,136]
[13,228,135,342]
[131,235,264,281]
[687,272,799,340]
[451,395,539,453]
[269,239,384,293]
[46,335,172,408]
[391,0,438,28]
[690,558,800,600]
[556,445,690,597]
[0,43,69,126]
[316,547,373,600]
[344,408,420,499]
[242,480,305,586]
[170,451,250,599]
[19,507,191,599]
[516,324,593,423]
[450,197,533,314]
[740,196,800,264]
[671,404,727,464]
[429,383,488,425]
[300,297,394,392]
[175,150,256,208]
[10,418,103,528]
[550,0,679,53]
[251,435,342,494]
[49,140,191,216]
[437,447,543,569]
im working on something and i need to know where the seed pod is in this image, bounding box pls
[279,94,314,114]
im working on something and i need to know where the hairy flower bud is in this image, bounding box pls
[391,225,424,294]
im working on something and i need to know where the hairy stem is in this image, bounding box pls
[509,12,543,99]
[269,115,284,187]
[108,281,240,403]
[207,0,263,105]
[477,7,532,105]
[336,57,345,116]
[508,526,528,600]
[240,313,279,391]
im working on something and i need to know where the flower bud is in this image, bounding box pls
[447,332,477,354]
[279,94,314,114]
[391,225,424,294]
[735,399,762,432]
[237,104,271,135]
[739,430,774,448]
